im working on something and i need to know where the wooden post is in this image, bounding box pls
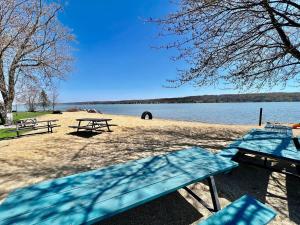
[259,108,263,126]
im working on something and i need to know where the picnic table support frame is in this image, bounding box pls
[183,176,221,213]
[207,176,221,212]
[264,157,267,167]
[70,118,114,133]
[105,120,111,132]
[296,165,300,174]
[16,126,20,137]
[77,121,81,132]
[235,153,300,179]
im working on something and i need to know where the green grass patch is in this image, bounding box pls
[13,111,50,122]
[0,111,51,139]
[0,128,18,139]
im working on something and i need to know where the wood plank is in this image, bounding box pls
[68,126,97,130]
[76,118,112,122]
[0,148,237,225]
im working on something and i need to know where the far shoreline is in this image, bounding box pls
[13,101,300,126]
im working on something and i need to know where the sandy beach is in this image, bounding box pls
[0,111,299,224]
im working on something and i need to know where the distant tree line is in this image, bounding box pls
[65,92,300,105]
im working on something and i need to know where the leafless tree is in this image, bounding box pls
[153,0,300,90]
[0,0,74,123]
[17,81,40,112]
[49,83,59,111]
[39,89,49,111]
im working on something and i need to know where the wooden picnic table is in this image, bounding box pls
[16,119,59,137]
[69,118,114,132]
[0,147,238,224]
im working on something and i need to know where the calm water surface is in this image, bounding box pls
[50,102,300,125]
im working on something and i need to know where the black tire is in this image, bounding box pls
[141,111,153,120]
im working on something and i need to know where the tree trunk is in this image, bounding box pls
[3,98,13,125]
[0,110,5,125]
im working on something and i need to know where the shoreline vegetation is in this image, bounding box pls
[0,111,299,224]
[62,92,300,105]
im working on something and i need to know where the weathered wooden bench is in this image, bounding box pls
[198,195,276,225]
[0,147,238,224]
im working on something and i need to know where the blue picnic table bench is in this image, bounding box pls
[0,147,238,225]
[218,129,300,177]
[198,195,276,225]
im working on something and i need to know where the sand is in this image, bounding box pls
[0,111,299,224]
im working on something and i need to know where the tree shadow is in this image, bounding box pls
[0,148,234,224]
[215,162,271,203]
[215,157,300,225]
[0,130,53,141]
[286,174,300,224]
[0,124,250,223]
[95,192,202,225]
[67,131,102,138]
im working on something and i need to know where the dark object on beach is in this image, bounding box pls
[259,108,263,126]
[87,109,101,113]
[141,111,152,120]
[53,110,62,114]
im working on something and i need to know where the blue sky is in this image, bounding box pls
[59,1,298,102]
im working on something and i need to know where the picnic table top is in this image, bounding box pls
[76,118,112,122]
[36,119,59,123]
[234,129,300,163]
[17,119,58,123]
[0,147,237,225]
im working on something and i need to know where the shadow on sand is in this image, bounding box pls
[95,192,202,225]
[1,125,299,224]
[215,161,300,225]
[67,131,102,138]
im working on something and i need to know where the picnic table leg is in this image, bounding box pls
[183,187,214,212]
[16,124,20,137]
[105,121,111,132]
[91,121,95,133]
[264,157,267,167]
[296,164,300,174]
[207,176,221,212]
[77,121,81,133]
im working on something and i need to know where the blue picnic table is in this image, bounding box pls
[237,129,300,163]
[0,147,238,225]
[219,129,300,177]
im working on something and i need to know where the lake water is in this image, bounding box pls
[42,102,300,125]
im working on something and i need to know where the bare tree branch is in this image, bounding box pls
[153,0,300,90]
[0,0,74,123]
